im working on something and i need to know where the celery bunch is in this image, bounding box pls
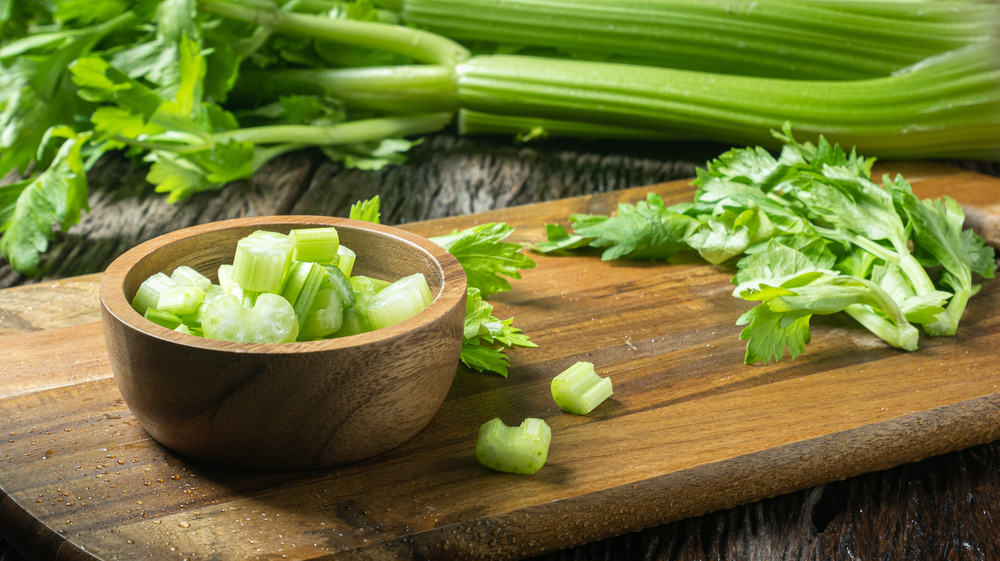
[537,127,997,364]
[3,0,998,274]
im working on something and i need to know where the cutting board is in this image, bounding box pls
[2,162,999,561]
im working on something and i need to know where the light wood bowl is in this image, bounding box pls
[100,216,467,471]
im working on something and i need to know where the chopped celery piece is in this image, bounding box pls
[365,273,433,330]
[170,265,212,290]
[231,230,294,293]
[290,227,340,263]
[175,324,192,335]
[145,307,183,330]
[336,245,357,277]
[217,264,241,295]
[202,293,299,344]
[298,288,345,340]
[180,284,223,329]
[551,361,613,415]
[156,285,206,316]
[476,417,551,475]
[131,272,176,315]
[322,264,356,309]
[332,306,373,337]
[279,260,327,322]
[349,275,382,309]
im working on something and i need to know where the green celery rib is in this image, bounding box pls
[198,0,470,66]
[259,66,459,114]
[213,113,454,146]
[457,110,681,140]
[455,43,1000,160]
[401,0,997,79]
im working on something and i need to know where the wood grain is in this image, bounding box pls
[2,165,1000,560]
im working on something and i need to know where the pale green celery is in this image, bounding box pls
[365,273,433,330]
[213,113,455,147]
[279,261,327,323]
[217,264,244,300]
[455,43,1000,160]
[354,275,392,292]
[175,324,193,335]
[202,293,300,343]
[333,307,374,337]
[198,0,471,66]
[145,308,183,330]
[457,110,679,140]
[232,230,294,293]
[322,264,356,309]
[349,275,382,309]
[551,361,613,415]
[156,285,206,316]
[131,272,176,315]
[290,227,340,264]
[336,246,357,277]
[476,417,551,475]
[401,0,996,79]
[843,304,919,351]
[252,66,459,114]
[170,266,213,290]
[298,289,346,340]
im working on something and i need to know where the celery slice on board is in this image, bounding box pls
[551,361,613,415]
[476,417,551,475]
[231,230,294,293]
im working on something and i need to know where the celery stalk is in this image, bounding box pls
[476,417,551,475]
[298,288,346,340]
[170,265,213,290]
[551,361,613,415]
[145,308,183,330]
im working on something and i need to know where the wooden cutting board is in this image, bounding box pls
[2,162,999,561]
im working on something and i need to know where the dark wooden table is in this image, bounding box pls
[2,132,1000,560]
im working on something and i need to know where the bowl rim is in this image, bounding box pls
[100,215,467,354]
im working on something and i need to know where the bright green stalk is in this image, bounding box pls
[457,109,679,140]
[198,0,471,66]
[456,43,1000,160]
[239,66,459,114]
[213,113,454,146]
[401,0,997,79]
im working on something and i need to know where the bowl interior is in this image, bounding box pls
[108,216,455,348]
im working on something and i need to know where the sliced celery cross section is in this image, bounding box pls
[476,417,551,475]
[232,230,294,293]
[551,361,613,415]
[202,293,299,343]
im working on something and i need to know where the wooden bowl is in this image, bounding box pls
[100,216,467,471]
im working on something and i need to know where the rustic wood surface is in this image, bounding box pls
[2,136,1000,560]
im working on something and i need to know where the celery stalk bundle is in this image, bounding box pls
[2,0,999,273]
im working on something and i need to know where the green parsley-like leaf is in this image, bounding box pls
[460,287,536,376]
[431,223,537,298]
[570,193,696,261]
[0,127,90,272]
